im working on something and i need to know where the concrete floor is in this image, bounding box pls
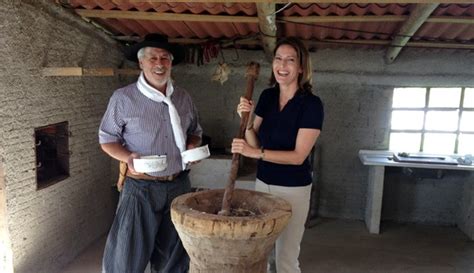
[62,218,474,273]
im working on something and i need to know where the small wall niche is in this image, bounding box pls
[35,121,70,190]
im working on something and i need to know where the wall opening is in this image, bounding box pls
[35,121,70,190]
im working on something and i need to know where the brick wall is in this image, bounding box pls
[0,1,126,272]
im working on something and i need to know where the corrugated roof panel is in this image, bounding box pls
[279,3,414,43]
[233,23,259,37]
[459,27,474,41]
[132,2,157,12]
[193,22,235,38]
[96,18,133,36]
[63,1,473,50]
[434,4,474,16]
[97,0,119,10]
[173,3,256,16]
[282,21,401,41]
[283,3,412,17]
[416,23,474,42]
[68,0,256,15]
[154,21,194,38]
[152,21,185,38]
[139,21,159,33]
[121,20,148,37]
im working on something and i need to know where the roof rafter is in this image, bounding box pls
[164,37,474,50]
[385,3,439,64]
[75,9,259,23]
[75,9,473,24]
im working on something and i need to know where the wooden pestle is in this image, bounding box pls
[219,62,260,216]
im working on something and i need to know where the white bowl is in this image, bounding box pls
[133,155,167,173]
[181,145,211,164]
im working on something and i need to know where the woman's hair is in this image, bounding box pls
[269,37,313,94]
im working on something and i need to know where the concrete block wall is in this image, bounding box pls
[174,51,271,149]
[174,47,474,233]
[459,173,474,238]
[0,1,126,272]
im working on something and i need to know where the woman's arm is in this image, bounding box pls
[244,115,262,148]
[232,128,320,165]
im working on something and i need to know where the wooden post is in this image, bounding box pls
[219,62,260,216]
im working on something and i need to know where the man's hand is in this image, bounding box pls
[126,152,143,175]
[186,135,201,150]
[184,146,201,166]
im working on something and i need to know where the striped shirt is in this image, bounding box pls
[99,81,202,176]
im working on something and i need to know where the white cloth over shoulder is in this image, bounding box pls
[136,72,186,170]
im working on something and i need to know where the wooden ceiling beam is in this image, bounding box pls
[153,37,474,50]
[42,67,139,77]
[75,9,259,23]
[76,10,473,25]
[385,3,439,64]
[256,3,277,61]
[42,37,474,77]
[427,16,474,24]
[282,15,474,24]
[318,39,474,50]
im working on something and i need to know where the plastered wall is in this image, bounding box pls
[1,1,126,272]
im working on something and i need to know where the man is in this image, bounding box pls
[99,34,202,273]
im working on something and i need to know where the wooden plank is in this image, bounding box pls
[76,9,258,23]
[83,68,115,76]
[42,67,140,77]
[406,41,474,49]
[114,37,474,50]
[119,37,474,50]
[385,3,439,64]
[279,15,474,24]
[427,16,474,24]
[281,15,407,23]
[312,39,474,49]
[42,67,83,76]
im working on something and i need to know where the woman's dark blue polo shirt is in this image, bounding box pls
[254,87,324,187]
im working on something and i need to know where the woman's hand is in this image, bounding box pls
[237,97,255,130]
[236,97,254,118]
[231,138,260,159]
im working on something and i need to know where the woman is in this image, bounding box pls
[232,37,324,273]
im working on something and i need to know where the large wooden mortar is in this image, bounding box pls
[171,188,292,273]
